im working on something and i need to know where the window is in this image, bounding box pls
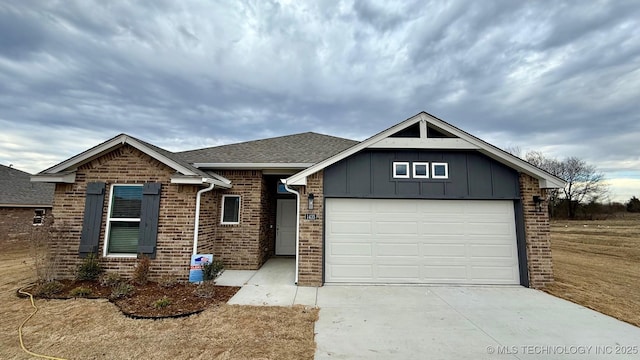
[105,185,143,256]
[392,162,410,179]
[413,162,429,178]
[432,162,449,179]
[221,195,241,224]
[33,209,45,225]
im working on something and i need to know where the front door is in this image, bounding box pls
[276,199,296,255]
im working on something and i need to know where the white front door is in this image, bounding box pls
[276,199,297,255]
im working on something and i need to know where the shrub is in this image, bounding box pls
[132,255,151,285]
[153,296,172,309]
[193,282,216,298]
[70,286,92,297]
[110,282,135,299]
[202,260,224,281]
[100,272,122,287]
[76,253,103,281]
[158,274,179,288]
[33,281,64,298]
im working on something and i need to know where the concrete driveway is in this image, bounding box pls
[221,260,640,359]
[315,286,640,360]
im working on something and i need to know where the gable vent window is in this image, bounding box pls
[221,195,241,224]
[105,185,143,255]
[432,163,449,179]
[413,162,429,179]
[392,162,410,179]
[33,209,45,225]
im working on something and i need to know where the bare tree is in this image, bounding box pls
[558,157,608,218]
[524,151,608,218]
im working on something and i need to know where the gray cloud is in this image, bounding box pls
[0,0,639,200]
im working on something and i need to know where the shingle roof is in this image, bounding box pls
[177,132,359,164]
[0,164,54,206]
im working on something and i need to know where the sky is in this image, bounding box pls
[1,0,639,202]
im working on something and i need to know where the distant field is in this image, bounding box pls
[545,213,640,327]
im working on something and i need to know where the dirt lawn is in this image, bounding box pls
[0,240,318,360]
[545,214,640,327]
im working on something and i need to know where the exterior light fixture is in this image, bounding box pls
[532,195,543,212]
[308,193,314,210]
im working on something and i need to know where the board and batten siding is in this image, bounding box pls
[324,150,520,199]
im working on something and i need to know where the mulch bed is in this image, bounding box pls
[20,280,240,319]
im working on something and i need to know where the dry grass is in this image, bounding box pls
[0,240,318,360]
[544,213,640,327]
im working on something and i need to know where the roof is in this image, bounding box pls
[0,164,54,207]
[177,132,358,166]
[285,112,566,189]
[32,134,231,188]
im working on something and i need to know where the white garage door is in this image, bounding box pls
[325,199,520,284]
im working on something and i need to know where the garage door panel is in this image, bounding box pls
[421,243,466,257]
[330,243,372,256]
[329,264,373,280]
[377,243,419,256]
[325,199,520,285]
[376,221,418,235]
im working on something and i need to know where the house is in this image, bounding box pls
[32,112,565,288]
[0,164,54,241]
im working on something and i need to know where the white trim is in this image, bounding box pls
[220,195,241,225]
[431,162,449,179]
[193,162,315,169]
[31,172,76,183]
[412,162,430,179]
[103,184,143,257]
[368,138,479,149]
[392,162,410,179]
[40,134,200,177]
[284,112,566,189]
[170,175,231,188]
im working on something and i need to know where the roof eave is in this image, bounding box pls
[193,162,315,170]
[31,172,76,183]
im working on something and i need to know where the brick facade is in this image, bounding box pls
[297,171,324,286]
[0,207,52,242]
[50,145,201,280]
[519,173,554,288]
[211,170,273,270]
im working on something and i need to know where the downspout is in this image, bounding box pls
[283,182,300,285]
[193,179,215,255]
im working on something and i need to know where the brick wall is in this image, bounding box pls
[212,170,271,270]
[297,171,323,286]
[0,207,52,243]
[50,145,202,280]
[195,190,217,256]
[519,173,554,288]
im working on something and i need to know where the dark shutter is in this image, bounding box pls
[79,182,106,258]
[138,182,161,259]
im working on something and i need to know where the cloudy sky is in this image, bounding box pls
[1,1,639,201]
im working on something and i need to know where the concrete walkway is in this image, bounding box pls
[219,259,640,359]
[219,257,318,306]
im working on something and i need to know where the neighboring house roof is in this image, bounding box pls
[177,132,358,168]
[31,134,231,188]
[285,112,567,189]
[0,164,54,207]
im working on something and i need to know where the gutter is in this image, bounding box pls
[193,179,216,255]
[282,181,300,285]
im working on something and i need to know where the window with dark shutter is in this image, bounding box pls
[105,185,143,255]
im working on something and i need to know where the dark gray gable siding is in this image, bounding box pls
[324,150,520,199]
[79,182,106,257]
